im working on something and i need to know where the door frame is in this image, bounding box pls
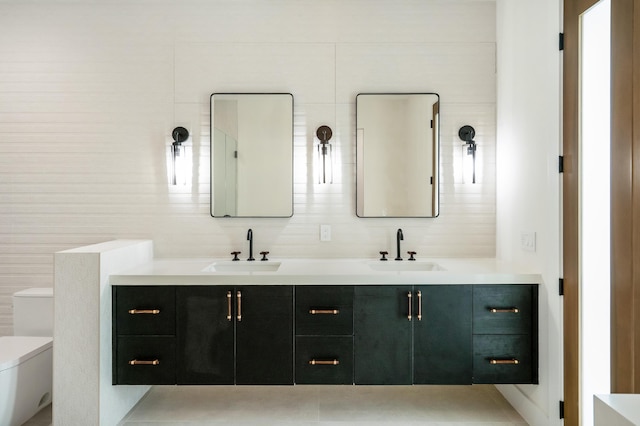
[563,0,599,425]
[564,1,640,424]
[610,0,640,394]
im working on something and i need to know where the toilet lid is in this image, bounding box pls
[13,287,53,298]
[0,336,52,372]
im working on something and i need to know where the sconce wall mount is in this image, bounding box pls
[170,126,190,185]
[458,125,477,184]
[316,125,333,184]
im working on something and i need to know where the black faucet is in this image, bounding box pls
[395,228,404,261]
[247,229,255,261]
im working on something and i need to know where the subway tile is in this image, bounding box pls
[0,0,496,335]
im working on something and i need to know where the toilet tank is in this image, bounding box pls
[13,288,54,337]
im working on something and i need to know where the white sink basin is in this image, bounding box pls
[367,261,445,272]
[203,261,281,273]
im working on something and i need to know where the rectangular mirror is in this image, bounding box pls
[210,93,293,217]
[356,93,440,218]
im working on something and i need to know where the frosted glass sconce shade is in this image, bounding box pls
[170,126,190,185]
[316,125,333,184]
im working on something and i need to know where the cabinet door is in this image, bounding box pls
[296,285,354,335]
[235,285,294,385]
[114,286,175,335]
[354,286,412,384]
[473,285,534,334]
[296,336,353,384]
[413,285,472,384]
[116,336,176,385]
[176,286,234,384]
[473,334,533,384]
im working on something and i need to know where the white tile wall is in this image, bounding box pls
[0,0,496,335]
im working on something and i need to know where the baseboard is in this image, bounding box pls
[496,384,558,426]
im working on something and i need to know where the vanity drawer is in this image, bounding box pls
[114,286,176,335]
[296,286,353,336]
[472,334,534,384]
[115,336,176,384]
[295,336,353,384]
[473,285,534,335]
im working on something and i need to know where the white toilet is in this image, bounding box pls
[0,288,53,426]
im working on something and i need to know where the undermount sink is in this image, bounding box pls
[367,261,445,272]
[203,261,281,273]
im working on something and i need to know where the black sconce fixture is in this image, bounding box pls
[170,126,189,185]
[316,125,333,184]
[458,125,477,184]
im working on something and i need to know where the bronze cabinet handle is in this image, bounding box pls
[407,292,412,321]
[309,359,340,365]
[128,309,160,315]
[417,291,422,321]
[226,291,232,321]
[309,309,339,315]
[489,359,520,365]
[128,359,160,366]
[489,307,520,313]
[236,290,242,322]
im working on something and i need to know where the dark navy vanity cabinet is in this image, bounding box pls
[113,285,293,385]
[295,285,354,384]
[354,285,472,385]
[112,284,537,386]
[113,286,176,385]
[472,285,538,384]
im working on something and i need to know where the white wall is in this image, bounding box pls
[496,0,562,425]
[0,0,497,335]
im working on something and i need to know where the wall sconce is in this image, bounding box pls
[458,125,477,184]
[316,125,333,184]
[169,126,190,185]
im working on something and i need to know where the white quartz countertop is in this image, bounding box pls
[109,258,541,286]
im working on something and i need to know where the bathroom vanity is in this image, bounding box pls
[111,258,538,387]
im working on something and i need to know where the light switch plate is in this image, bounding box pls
[320,224,331,241]
[521,231,536,252]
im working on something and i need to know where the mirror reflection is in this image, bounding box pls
[210,93,293,217]
[356,93,440,218]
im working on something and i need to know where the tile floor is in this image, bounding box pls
[119,385,527,425]
[23,385,529,425]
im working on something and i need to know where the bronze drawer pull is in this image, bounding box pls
[128,359,160,366]
[309,359,340,365]
[407,291,413,321]
[128,309,160,315]
[227,291,232,321]
[417,291,422,321]
[489,307,520,313]
[236,290,242,322]
[309,309,339,315]
[489,358,520,365]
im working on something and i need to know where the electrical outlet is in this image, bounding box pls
[521,231,536,252]
[320,224,331,241]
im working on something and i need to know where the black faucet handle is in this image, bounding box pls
[379,251,389,261]
[407,251,417,261]
[231,251,241,261]
[260,251,270,261]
